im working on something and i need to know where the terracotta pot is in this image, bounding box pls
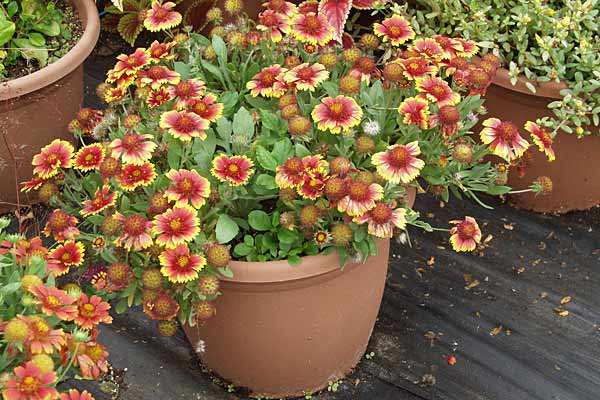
[484,67,600,213]
[183,189,416,398]
[0,0,100,213]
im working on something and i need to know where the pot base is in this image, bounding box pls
[183,240,391,398]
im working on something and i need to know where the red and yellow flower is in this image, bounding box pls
[140,65,181,89]
[455,38,479,58]
[289,12,334,46]
[47,241,85,276]
[143,291,179,320]
[81,185,117,216]
[397,97,430,129]
[398,57,438,80]
[372,142,425,184]
[110,133,157,165]
[147,40,176,63]
[159,244,206,283]
[298,170,329,200]
[113,213,153,250]
[211,155,255,186]
[373,15,415,46]
[188,93,224,122]
[480,118,530,162]
[2,362,58,400]
[354,202,407,238]
[29,285,78,321]
[168,79,206,108]
[104,85,127,103]
[284,63,329,91]
[25,315,66,354]
[165,169,211,208]
[32,139,74,179]
[43,209,80,242]
[337,179,384,217]
[119,161,157,191]
[449,216,482,252]
[146,87,172,108]
[143,1,182,32]
[416,76,460,106]
[256,9,288,42]
[74,143,105,172]
[409,38,446,60]
[525,121,555,161]
[246,65,288,98]
[74,294,113,330]
[312,95,363,134]
[152,205,200,248]
[113,48,150,78]
[275,157,306,188]
[159,110,209,141]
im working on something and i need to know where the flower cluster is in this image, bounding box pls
[21,1,524,329]
[0,219,110,400]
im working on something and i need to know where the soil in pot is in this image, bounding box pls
[482,68,600,213]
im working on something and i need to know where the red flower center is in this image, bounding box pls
[20,376,39,393]
[80,302,96,318]
[177,255,190,268]
[262,14,277,26]
[169,218,182,231]
[227,163,240,176]
[194,102,207,113]
[370,203,392,224]
[147,66,166,79]
[388,146,409,168]
[356,57,375,73]
[296,66,315,80]
[348,181,369,201]
[468,69,490,87]
[304,15,320,30]
[497,122,518,141]
[438,105,460,124]
[389,25,403,36]
[87,344,104,361]
[260,71,277,86]
[458,221,476,239]
[539,130,553,146]
[154,8,169,19]
[122,133,140,149]
[328,101,347,120]
[430,84,446,98]
[46,154,58,164]
[178,178,193,192]
[61,252,72,262]
[125,214,147,236]
[46,295,60,306]
[177,115,194,132]
[284,157,303,173]
[176,82,192,96]
[49,211,69,231]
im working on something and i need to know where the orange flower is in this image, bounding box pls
[525,121,555,161]
[23,315,66,354]
[147,40,176,63]
[373,15,415,46]
[416,76,460,106]
[211,155,255,186]
[47,241,85,276]
[371,142,425,184]
[81,185,117,217]
[2,362,58,400]
[354,202,407,238]
[159,110,209,141]
[43,209,80,242]
[312,95,363,134]
[337,179,384,217]
[143,291,180,320]
[283,63,329,91]
[60,389,96,400]
[188,93,224,122]
[32,139,74,179]
[74,143,105,172]
[159,244,206,283]
[449,216,482,252]
[152,205,200,248]
[398,57,438,80]
[113,48,150,78]
[246,65,288,98]
[144,1,182,31]
[289,12,333,45]
[168,79,206,108]
[398,97,430,129]
[118,162,157,191]
[140,65,181,89]
[74,294,112,330]
[104,85,128,103]
[409,38,446,61]
[480,118,529,162]
[110,133,157,165]
[165,169,211,208]
[29,285,77,321]
[146,87,173,108]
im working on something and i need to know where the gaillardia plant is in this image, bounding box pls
[22,1,540,330]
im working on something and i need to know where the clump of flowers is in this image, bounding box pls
[0,218,110,400]
[23,1,538,329]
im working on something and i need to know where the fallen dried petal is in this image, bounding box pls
[560,295,572,305]
[553,307,569,317]
[490,325,503,337]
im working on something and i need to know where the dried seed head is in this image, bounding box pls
[331,224,353,246]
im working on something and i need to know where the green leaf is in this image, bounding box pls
[218,266,234,278]
[33,21,60,36]
[287,255,301,266]
[115,298,128,314]
[174,61,190,80]
[248,210,272,231]
[234,242,253,256]
[216,214,239,243]
[200,59,224,81]
[260,110,280,132]
[167,139,182,169]
[12,38,48,66]
[256,146,278,171]
[232,107,254,136]
[277,228,297,244]
[212,34,227,64]
[28,32,45,46]
[256,174,277,190]
[0,18,16,46]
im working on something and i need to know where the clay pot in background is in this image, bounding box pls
[484,68,600,213]
[0,0,100,213]
[183,188,416,398]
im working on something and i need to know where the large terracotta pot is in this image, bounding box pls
[0,0,100,213]
[484,67,600,213]
[183,189,416,398]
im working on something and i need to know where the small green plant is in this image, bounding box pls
[327,380,342,392]
[406,0,600,137]
[365,351,375,360]
[0,0,74,76]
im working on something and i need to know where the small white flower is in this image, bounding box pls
[195,339,206,353]
[362,119,381,136]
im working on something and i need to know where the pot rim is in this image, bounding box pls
[0,0,100,101]
[222,187,415,285]
[491,65,567,100]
